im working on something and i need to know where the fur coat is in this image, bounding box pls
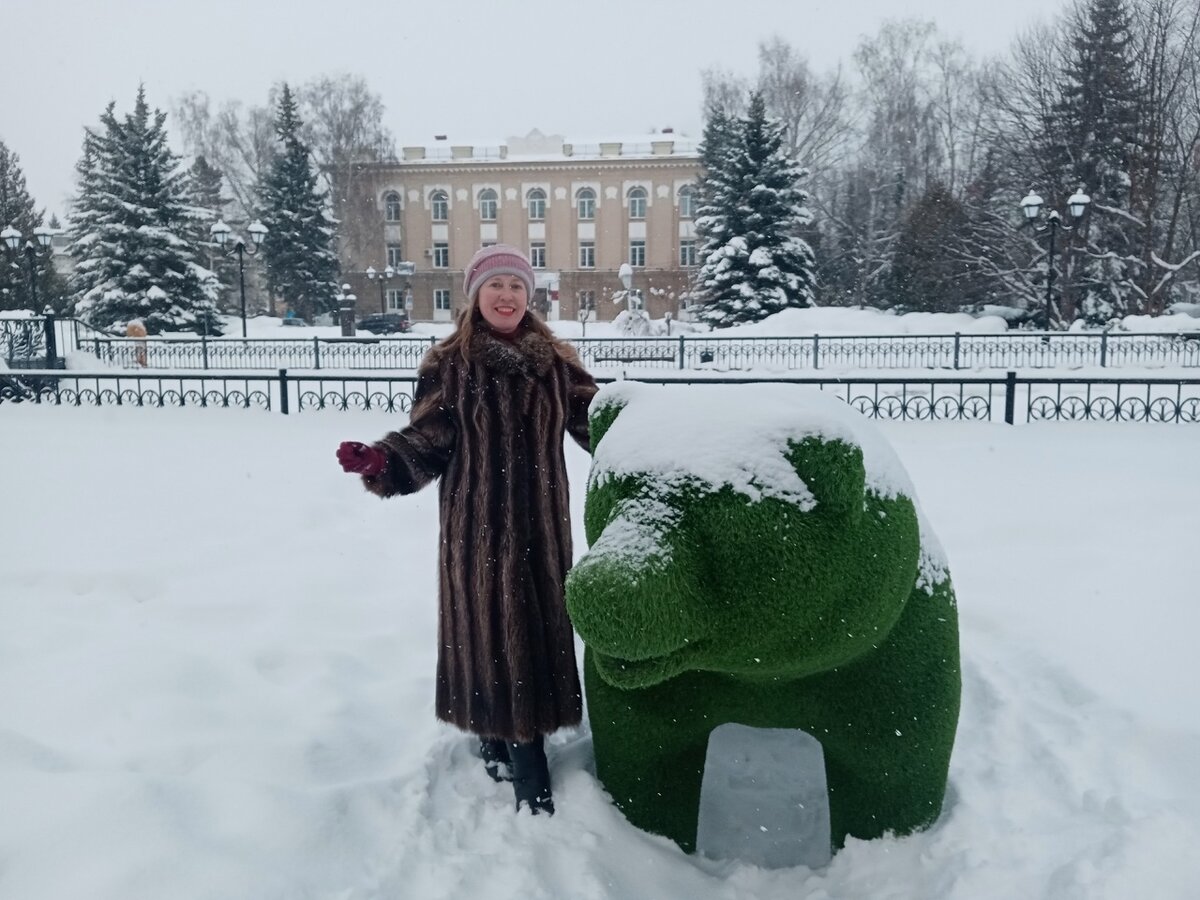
[362,324,597,742]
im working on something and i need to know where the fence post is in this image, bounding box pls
[1100,330,1108,368]
[93,336,101,360]
[813,334,821,370]
[279,368,289,415]
[42,312,59,367]
[953,332,961,370]
[201,335,209,370]
[1004,371,1017,425]
[678,335,685,370]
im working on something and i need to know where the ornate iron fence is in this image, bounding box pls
[4,368,1198,424]
[59,326,1200,372]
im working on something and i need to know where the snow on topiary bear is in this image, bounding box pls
[565,382,961,855]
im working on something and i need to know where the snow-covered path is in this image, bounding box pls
[1,406,1198,899]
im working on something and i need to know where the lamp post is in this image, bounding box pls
[1020,188,1091,329]
[1,224,54,312]
[2,225,56,365]
[209,219,268,338]
[365,264,395,314]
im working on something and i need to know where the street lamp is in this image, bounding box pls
[365,264,395,314]
[1,224,54,313]
[336,283,358,336]
[1020,187,1091,329]
[209,219,268,338]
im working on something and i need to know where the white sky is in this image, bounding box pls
[4,0,1070,219]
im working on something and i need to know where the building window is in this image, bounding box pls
[527,188,546,221]
[630,240,646,267]
[679,240,697,267]
[386,288,408,311]
[384,191,403,222]
[479,188,498,221]
[530,242,546,269]
[578,290,595,312]
[576,187,596,220]
[430,190,449,222]
[433,242,449,268]
[434,289,452,311]
[678,185,696,219]
[627,187,647,219]
[386,244,404,269]
[579,241,595,268]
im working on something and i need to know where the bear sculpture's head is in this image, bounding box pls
[565,383,926,690]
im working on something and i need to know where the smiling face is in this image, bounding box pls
[476,274,528,333]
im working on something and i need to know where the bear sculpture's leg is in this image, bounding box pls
[800,580,961,848]
[584,649,712,851]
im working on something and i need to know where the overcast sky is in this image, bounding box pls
[4,0,1071,219]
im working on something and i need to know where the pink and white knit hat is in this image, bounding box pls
[463,244,535,302]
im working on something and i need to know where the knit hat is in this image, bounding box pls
[463,244,536,303]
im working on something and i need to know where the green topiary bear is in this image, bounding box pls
[565,382,961,854]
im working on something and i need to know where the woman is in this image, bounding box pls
[336,245,597,815]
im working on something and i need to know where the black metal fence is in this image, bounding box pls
[70,328,1200,372]
[4,368,1198,424]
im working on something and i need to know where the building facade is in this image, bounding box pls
[337,130,703,324]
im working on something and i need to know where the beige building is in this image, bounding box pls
[337,129,703,324]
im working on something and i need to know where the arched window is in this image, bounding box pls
[677,185,696,219]
[576,187,596,221]
[479,188,498,221]
[430,190,449,222]
[527,188,546,221]
[627,186,647,220]
[383,191,403,222]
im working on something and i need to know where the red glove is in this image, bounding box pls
[337,441,387,476]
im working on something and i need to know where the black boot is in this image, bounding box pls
[508,736,554,816]
[479,737,512,783]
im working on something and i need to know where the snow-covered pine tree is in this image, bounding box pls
[1053,0,1142,326]
[66,87,221,334]
[257,83,340,322]
[0,140,65,312]
[185,155,236,329]
[695,93,817,328]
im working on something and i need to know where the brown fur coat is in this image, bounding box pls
[362,324,597,742]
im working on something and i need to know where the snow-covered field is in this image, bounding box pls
[2,405,1199,900]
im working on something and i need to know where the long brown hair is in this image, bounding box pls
[438,291,581,366]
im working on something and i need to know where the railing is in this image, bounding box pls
[4,369,1198,424]
[68,328,1200,372]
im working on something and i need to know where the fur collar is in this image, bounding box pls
[470,324,556,376]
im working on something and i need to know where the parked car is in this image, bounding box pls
[356,312,412,334]
[281,317,309,327]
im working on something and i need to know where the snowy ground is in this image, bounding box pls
[2,405,1199,899]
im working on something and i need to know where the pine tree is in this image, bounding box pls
[257,83,340,322]
[0,140,65,312]
[185,155,236,324]
[1053,0,1142,325]
[889,182,975,313]
[695,93,817,328]
[66,87,222,334]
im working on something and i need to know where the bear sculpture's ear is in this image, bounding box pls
[783,437,866,518]
[588,395,628,453]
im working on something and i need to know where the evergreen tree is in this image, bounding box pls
[66,87,222,334]
[889,182,975,313]
[257,83,340,322]
[0,140,65,312]
[1053,0,1142,325]
[185,155,236,325]
[695,93,817,328]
